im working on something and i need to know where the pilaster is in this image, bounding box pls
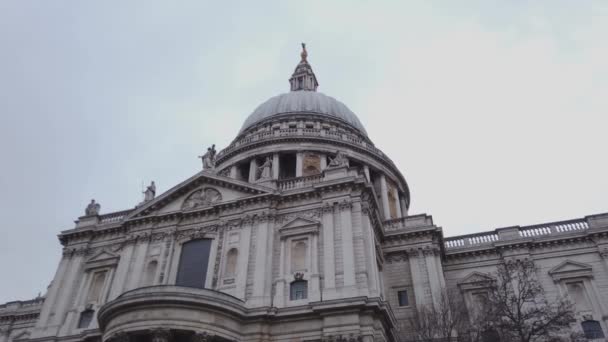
[296,152,303,177]
[379,174,390,220]
[248,159,258,183]
[322,204,336,296]
[108,242,135,299]
[340,200,356,291]
[272,153,280,179]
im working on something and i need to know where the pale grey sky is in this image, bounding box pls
[0,1,606,303]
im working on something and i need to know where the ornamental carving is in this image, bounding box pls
[182,188,222,210]
[279,209,321,224]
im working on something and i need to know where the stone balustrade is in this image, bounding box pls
[99,209,133,224]
[277,174,325,190]
[444,217,595,250]
[383,214,434,232]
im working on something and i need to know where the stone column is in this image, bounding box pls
[272,153,280,179]
[109,242,136,299]
[230,165,238,179]
[236,219,252,300]
[408,249,428,308]
[273,238,286,307]
[309,233,321,301]
[296,152,303,177]
[322,204,336,298]
[379,174,391,220]
[320,153,327,171]
[363,165,371,182]
[51,253,85,326]
[340,201,356,292]
[361,206,379,296]
[395,193,403,218]
[248,159,258,183]
[251,214,271,306]
[400,197,408,217]
[424,249,443,308]
[126,240,149,290]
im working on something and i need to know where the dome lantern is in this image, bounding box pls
[289,43,318,92]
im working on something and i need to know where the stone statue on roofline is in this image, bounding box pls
[328,150,349,168]
[85,199,100,216]
[198,144,216,170]
[143,181,156,202]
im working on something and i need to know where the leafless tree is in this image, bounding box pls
[482,259,575,342]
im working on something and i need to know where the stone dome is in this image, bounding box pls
[239,91,368,136]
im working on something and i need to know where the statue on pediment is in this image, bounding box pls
[85,199,100,216]
[328,150,349,168]
[143,181,156,202]
[198,144,216,170]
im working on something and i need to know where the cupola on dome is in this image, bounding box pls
[239,44,368,136]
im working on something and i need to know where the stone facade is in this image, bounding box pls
[2,47,608,342]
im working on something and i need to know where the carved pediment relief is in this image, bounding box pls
[126,172,273,219]
[549,260,593,281]
[85,250,119,270]
[182,187,222,210]
[279,217,320,239]
[458,271,495,291]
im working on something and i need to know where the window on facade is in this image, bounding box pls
[279,153,296,179]
[143,260,158,286]
[86,271,106,303]
[398,290,409,306]
[224,248,238,277]
[291,241,307,272]
[582,320,605,339]
[290,280,308,300]
[566,282,591,312]
[77,309,94,329]
[176,239,212,288]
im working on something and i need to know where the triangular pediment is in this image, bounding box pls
[86,250,118,263]
[281,217,320,229]
[458,271,495,285]
[549,260,592,275]
[127,172,274,219]
[13,331,30,341]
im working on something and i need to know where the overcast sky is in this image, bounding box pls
[0,1,606,303]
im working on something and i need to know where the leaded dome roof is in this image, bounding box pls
[239,91,368,136]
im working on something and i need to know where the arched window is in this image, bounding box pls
[582,320,605,339]
[224,248,238,277]
[143,260,158,286]
[291,241,307,272]
[290,280,308,300]
[77,309,94,329]
[176,239,212,288]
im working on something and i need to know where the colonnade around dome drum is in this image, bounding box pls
[214,116,410,221]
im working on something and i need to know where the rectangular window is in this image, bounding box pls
[398,290,409,306]
[176,239,212,288]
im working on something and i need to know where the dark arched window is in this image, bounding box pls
[176,239,212,288]
[582,320,605,339]
[290,280,308,300]
[77,309,94,329]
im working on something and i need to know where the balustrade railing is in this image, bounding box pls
[277,174,324,190]
[444,218,590,250]
[99,209,133,224]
